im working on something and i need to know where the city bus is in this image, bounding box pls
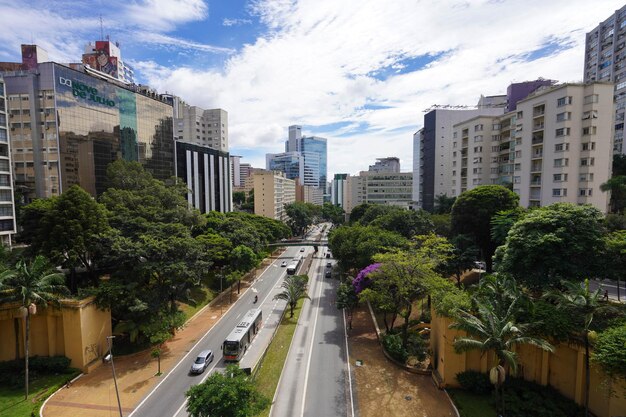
[222,309,263,362]
[286,256,302,275]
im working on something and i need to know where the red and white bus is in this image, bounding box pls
[222,309,263,362]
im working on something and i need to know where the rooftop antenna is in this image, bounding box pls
[100,15,104,41]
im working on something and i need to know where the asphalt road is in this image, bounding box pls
[128,246,302,417]
[270,248,356,417]
[589,278,626,302]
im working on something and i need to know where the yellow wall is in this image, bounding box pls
[431,311,626,417]
[0,297,111,373]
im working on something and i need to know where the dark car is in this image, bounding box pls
[326,252,331,258]
[325,270,332,278]
[326,262,332,268]
[190,350,214,374]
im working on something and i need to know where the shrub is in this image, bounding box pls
[502,378,585,417]
[419,309,431,323]
[406,332,428,362]
[381,333,408,363]
[0,355,71,387]
[456,370,491,394]
[30,355,71,373]
[592,322,626,379]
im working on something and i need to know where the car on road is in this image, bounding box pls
[300,247,305,252]
[325,270,332,278]
[326,252,331,258]
[190,350,214,374]
[281,261,288,267]
[474,261,486,270]
[326,262,332,268]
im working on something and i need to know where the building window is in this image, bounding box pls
[580,157,595,166]
[474,135,483,142]
[581,142,596,151]
[554,158,569,167]
[514,163,521,171]
[556,112,571,122]
[618,81,626,90]
[516,111,523,119]
[580,173,594,182]
[552,188,567,197]
[557,96,572,106]
[582,126,597,136]
[554,143,569,152]
[453,132,458,139]
[553,173,568,182]
[474,146,482,153]
[582,110,598,119]
[555,127,570,137]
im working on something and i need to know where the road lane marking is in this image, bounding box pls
[300,258,324,417]
[342,308,355,417]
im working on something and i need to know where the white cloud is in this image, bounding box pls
[134,32,234,54]
[140,0,621,175]
[124,0,208,31]
[223,18,252,27]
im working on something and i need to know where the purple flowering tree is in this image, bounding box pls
[352,263,381,294]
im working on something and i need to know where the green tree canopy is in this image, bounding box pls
[321,202,345,225]
[328,224,408,271]
[495,203,606,289]
[451,185,519,271]
[186,365,270,417]
[274,274,310,317]
[284,202,318,236]
[369,208,434,239]
[433,194,456,214]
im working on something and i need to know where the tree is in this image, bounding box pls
[321,202,345,225]
[450,275,553,416]
[433,194,456,214]
[274,274,310,317]
[544,280,620,417]
[186,364,270,417]
[600,175,626,214]
[495,203,606,290]
[451,185,519,272]
[369,209,434,239]
[233,191,246,206]
[284,202,317,236]
[0,255,69,399]
[604,230,626,302]
[328,224,408,271]
[490,207,525,248]
[336,281,358,327]
[348,203,373,224]
[592,322,626,381]
[440,234,478,288]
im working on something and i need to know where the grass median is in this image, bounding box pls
[253,297,306,417]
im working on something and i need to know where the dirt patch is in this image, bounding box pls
[349,306,456,417]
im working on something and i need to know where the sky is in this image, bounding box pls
[0,0,623,177]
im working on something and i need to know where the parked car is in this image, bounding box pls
[190,350,214,374]
[281,261,288,267]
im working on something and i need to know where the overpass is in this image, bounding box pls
[267,239,329,247]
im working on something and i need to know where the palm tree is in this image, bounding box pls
[274,275,310,317]
[0,256,68,399]
[450,276,553,416]
[544,279,619,417]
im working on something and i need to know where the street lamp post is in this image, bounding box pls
[106,336,123,417]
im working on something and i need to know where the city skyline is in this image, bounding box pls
[1,0,624,175]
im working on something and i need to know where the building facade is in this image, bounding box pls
[266,151,304,181]
[331,173,348,208]
[82,40,135,84]
[368,157,400,173]
[0,77,16,245]
[175,141,231,213]
[3,62,174,202]
[174,105,228,152]
[253,171,295,221]
[344,171,413,213]
[280,125,327,190]
[584,4,626,153]
[450,83,614,212]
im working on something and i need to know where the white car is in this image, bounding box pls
[190,350,214,374]
[281,261,288,267]
[300,247,305,252]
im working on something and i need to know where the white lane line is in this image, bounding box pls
[172,358,221,417]
[342,308,355,417]
[300,259,324,417]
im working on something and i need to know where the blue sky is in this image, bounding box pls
[0,0,624,176]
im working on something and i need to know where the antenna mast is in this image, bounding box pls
[100,15,104,41]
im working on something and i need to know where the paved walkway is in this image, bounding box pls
[348,305,456,417]
[42,261,274,417]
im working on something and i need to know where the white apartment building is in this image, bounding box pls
[344,171,413,213]
[175,106,228,152]
[253,171,296,222]
[0,77,16,245]
[450,82,614,212]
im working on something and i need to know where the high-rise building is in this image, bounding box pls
[230,155,242,187]
[369,157,400,173]
[344,171,413,213]
[2,60,175,202]
[415,101,506,211]
[584,5,626,153]
[82,40,135,84]
[253,171,295,221]
[173,105,228,152]
[331,173,348,208]
[450,82,613,213]
[279,125,327,190]
[266,152,304,180]
[0,76,16,245]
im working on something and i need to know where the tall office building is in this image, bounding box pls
[174,105,228,152]
[0,77,16,245]
[450,82,613,213]
[266,151,304,180]
[2,58,175,202]
[331,173,348,208]
[584,5,626,153]
[280,125,327,190]
[369,157,400,173]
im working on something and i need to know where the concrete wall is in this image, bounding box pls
[0,297,111,372]
[431,313,626,417]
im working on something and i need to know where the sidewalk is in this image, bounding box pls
[42,261,275,417]
[348,305,456,417]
